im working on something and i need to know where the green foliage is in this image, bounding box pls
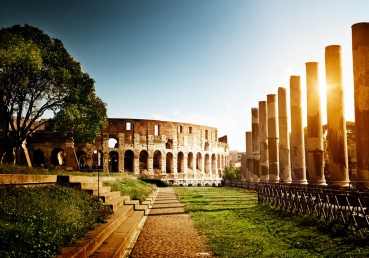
[46,74,108,143]
[222,164,241,181]
[0,24,107,162]
[105,178,155,203]
[0,163,55,174]
[0,185,111,258]
[175,187,369,257]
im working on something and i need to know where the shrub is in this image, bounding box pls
[0,185,111,258]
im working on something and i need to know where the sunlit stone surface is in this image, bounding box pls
[325,45,350,186]
[290,76,307,184]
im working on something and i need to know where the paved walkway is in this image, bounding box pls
[129,187,213,257]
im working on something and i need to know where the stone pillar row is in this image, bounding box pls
[243,23,369,186]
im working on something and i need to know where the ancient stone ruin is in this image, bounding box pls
[0,118,229,186]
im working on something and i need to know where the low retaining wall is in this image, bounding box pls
[0,174,57,185]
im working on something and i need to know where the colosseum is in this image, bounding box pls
[3,118,230,186]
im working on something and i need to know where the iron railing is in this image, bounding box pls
[224,180,369,229]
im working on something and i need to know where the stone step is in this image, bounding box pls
[80,181,103,189]
[99,191,122,203]
[89,210,145,258]
[56,204,135,258]
[105,196,131,212]
[83,186,112,196]
[136,203,150,216]
[125,199,140,210]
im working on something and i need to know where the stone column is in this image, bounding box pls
[267,94,280,182]
[252,108,260,182]
[259,101,269,182]
[306,62,326,185]
[246,131,253,182]
[325,45,350,186]
[352,22,369,181]
[290,76,307,184]
[278,87,292,183]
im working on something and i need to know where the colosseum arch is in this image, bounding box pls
[212,154,216,174]
[124,150,134,172]
[76,150,87,168]
[108,137,118,148]
[204,142,210,151]
[33,149,45,167]
[153,150,162,175]
[205,154,210,174]
[139,150,148,172]
[166,152,173,173]
[196,152,202,172]
[51,148,65,166]
[187,152,194,172]
[177,152,184,173]
[166,139,173,149]
[109,151,119,172]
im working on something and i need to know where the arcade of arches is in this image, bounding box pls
[1,119,229,186]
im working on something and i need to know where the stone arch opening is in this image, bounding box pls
[212,154,216,174]
[153,150,162,170]
[76,150,87,168]
[51,148,65,166]
[93,150,103,168]
[124,150,134,172]
[204,142,210,151]
[166,152,173,173]
[187,152,194,172]
[109,151,119,172]
[33,149,44,167]
[108,138,118,148]
[166,139,173,149]
[196,152,202,172]
[139,150,148,171]
[205,154,210,174]
[177,152,184,173]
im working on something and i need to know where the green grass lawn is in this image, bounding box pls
[175,187,369,258]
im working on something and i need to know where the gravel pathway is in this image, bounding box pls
[129,187,213,258]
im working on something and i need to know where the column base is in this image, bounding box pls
[292,179,308,184]
[328,180,350,187]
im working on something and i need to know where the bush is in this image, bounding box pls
[222,164,241,181]
[0,185,111,258]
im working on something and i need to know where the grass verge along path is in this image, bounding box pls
[175,187,369,258]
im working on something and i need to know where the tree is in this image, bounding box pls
[222,164,241,181]
[0,24,107,164]
[46,73,108,144]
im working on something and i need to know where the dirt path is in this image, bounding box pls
[129,187,213,258]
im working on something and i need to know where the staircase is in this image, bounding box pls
[56,175,157,258]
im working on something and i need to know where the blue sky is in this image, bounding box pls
[1,0,368,151]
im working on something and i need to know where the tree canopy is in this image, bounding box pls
[0,24,107,163]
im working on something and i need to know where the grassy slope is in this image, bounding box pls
[0,164,154,257]
[175,187,369,258]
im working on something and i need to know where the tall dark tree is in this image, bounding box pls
[0,24,107,164]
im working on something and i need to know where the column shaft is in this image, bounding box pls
[259,101,269,182]
[290,76,307,184]
[352,22,369,181]
[306,62,326,185]
[252,108,260,182]
[325,45,350,186]
[278,87,292,183]
[267,94,279,182]
[246,131,254,182]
